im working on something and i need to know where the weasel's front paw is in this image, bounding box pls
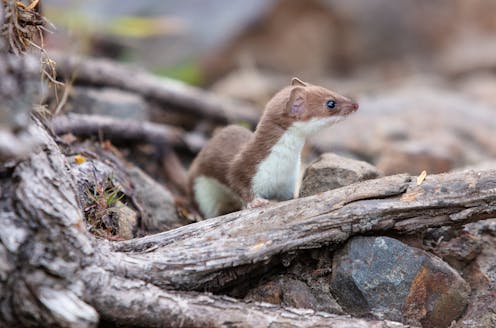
[247,197,272,209]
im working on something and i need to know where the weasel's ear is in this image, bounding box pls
[286,86,306,117]
[291,77,307,87]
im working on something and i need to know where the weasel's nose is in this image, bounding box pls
[352,102,359,111]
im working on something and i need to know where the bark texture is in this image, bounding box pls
[51,113,206,153]
[2,118,495,327]
[0,120,416,327]
[84,269,406,328]
[110,170,496,291]
[0,121,98,327]
[51,53,260,125]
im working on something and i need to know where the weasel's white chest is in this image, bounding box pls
[251,128,305,200]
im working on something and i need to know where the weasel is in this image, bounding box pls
[187,77,358,218]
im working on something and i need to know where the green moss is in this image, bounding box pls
[154,61,204,86]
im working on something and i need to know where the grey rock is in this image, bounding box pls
[68,87,149,121]
[127,166,182,233]
[454,219,496,328]
[431,230,482,272]
[245,277,317,309]
[112,201,137,240]
[330,236,470,327]
[245,275,343,314]
[299,153,381,197]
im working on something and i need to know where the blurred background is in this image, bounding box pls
[43,0,496,175]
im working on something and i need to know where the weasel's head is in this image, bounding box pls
[283,77,359,135]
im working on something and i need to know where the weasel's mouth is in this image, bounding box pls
[340,102,359,116]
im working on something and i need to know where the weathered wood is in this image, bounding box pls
[110,169,496,291]
[1,120,410,327]
[0,121,98,327]
[83,267,407,328]
[51,53,260,125]
[51,112,198,195]
[51,113,206,153]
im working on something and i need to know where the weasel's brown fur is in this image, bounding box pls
[187,78,358,218]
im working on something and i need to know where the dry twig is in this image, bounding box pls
[51,53,261,125]
[51,113,207,153]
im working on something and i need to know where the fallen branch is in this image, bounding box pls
[51,53,260,125]
[0,119,409,327]
[83,268,406,328]
[51,113,206,153]
[110,169,496,291]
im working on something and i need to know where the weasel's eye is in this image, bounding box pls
[326,100,336,109]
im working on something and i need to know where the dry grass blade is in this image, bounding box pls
[2,0,65,113]
[1,0,44,53]
[25,0,39,11]
[84,174,127,240]
[416,170,427,185]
